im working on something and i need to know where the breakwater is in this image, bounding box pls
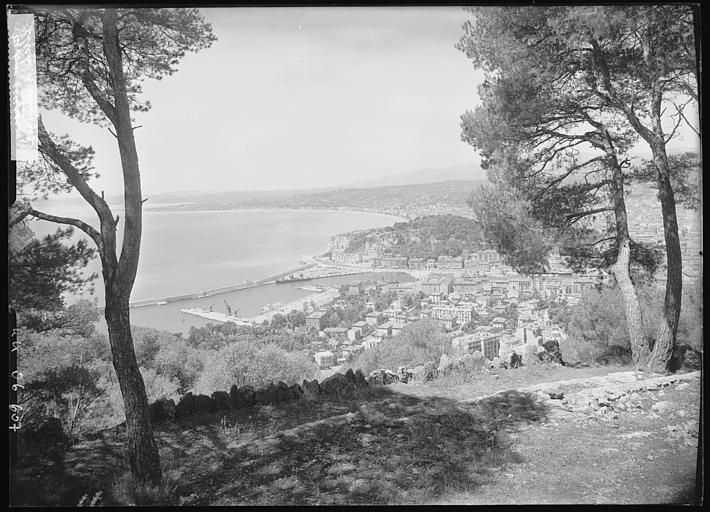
[95,263,317,312]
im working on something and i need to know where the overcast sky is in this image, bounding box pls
[38,6,699,199]
[39,7,486,197]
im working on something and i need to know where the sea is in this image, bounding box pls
[26,202,410,333]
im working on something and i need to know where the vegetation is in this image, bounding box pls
[458,5,698,372]
[349,319,449,374]
[17,7,216,485]
[342,215,486,259]
[556,279,702,366]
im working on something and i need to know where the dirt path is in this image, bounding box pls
[433,370,702,504]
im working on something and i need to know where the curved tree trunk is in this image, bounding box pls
[604,134,650,367]
[104,296,161,485]
[100,10,162,484]
[646,145,683,373]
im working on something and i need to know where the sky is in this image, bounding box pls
[39,7,486,197]
[36,6,700,199]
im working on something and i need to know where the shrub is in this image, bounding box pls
[193,340,317,394]
[559,285,630,365]
[350,318,448,374]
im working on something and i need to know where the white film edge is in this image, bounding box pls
[8,12,38,162]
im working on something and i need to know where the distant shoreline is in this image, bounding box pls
[142,206,410,223]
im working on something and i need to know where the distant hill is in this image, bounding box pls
[342,163,486,188]
[143,180,485,219]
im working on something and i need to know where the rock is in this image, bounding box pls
[175,392,195,418]
[289,383,304,400]
[256,383,279,405]
[344,369,358,386]
[510,352,522,369]
[354,369,368,388]
[275,381,292,403]
[229,385,240,409]
[211,391,230,411]
[149,398,176,422]
[302,379,321,397]
[321,372,354,396]
[538,340,564,364]
[675,382,691,391]
[194,394,213,413]
[651,401,674,414]
[366,369,399,386]
[396,366,414,384]
[237,385,256,408]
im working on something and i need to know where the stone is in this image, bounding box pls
[256,383,279,405]
[211,391,230,411]
[344,369,358,386]
[194,394,213,413]
[492,357,507,369]
[302,379,321,397]
[175,392,195,418]
[321,372,353,396]
[149,398,176,422]
[274,381,293,403]
[354,369,368,388]
[396,366,414,383]
[237,385,256,408]
[675,382,690,391]
[510,351,522,369]
[229,385,241,409]
[289,383,304,400]
[651,401,674,414]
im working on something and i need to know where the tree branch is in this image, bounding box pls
[27,208,103,253]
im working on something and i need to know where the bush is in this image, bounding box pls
[559,285,631,365]
[349,318,448,374]
[193,340,317,394]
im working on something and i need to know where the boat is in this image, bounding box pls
[157,301,168,306]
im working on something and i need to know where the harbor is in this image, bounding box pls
[123,262,318,309]
[180,286,341,325]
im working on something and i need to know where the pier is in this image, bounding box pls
[109,262,319,311]
[181,287,340,325]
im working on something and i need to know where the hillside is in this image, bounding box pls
[10,365,700,506]
[333,214,487,259]
[141,180,484,219]
[343,163,487,188]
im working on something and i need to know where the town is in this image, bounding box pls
[307,247,600,373]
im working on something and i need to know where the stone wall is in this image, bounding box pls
[148,368,370,424]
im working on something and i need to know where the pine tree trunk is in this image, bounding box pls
[104,296,162,485]
[646,146,683,373]
[604,135,650,367]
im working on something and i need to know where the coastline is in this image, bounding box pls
[142,206,410,223]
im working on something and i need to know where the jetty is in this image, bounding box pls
[112,262,318,311]
[180,286,340,325]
